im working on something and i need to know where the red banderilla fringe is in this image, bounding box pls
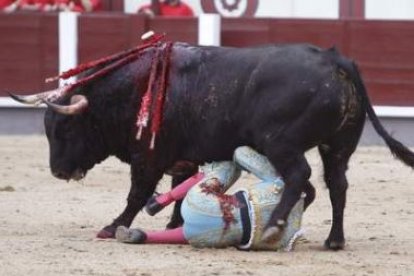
[136,46,161,140]
[149,41,174,149]
[46,33,165,83]
[59,51,144,99]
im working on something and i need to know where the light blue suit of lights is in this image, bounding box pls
[181,146,305,251]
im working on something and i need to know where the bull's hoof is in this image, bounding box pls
[96,225,116,239]
[324,239,345,250]
[145,196,164,216]
[115,226,147,244]
[260,226,283,243]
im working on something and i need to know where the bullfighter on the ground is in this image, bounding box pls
[116,146,305,251]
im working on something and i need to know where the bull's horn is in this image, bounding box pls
[8,86,67,105]
[9,91,53,105]
[43,94,88,115]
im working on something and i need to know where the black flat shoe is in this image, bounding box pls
[145,195,165,216]
[115,226,147,244]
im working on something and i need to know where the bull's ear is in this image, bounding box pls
[43,95,88,115]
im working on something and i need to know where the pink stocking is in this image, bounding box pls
[156,172,204,206]
[145,227,188,244]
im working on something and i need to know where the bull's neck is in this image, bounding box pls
[88,45,165,164]
[94,112,133,164]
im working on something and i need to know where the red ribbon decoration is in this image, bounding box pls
[149,41,174,149]
[136,46,161,140]
[44,32,174,150]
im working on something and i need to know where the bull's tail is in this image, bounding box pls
[349,61,414,168]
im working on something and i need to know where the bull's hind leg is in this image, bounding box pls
[319,122,364,250]
[261,147,312,242]
[303,180,316,210]
[319,144,353,250]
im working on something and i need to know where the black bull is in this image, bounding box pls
[11,43,414,250]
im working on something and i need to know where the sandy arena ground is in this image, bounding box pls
[0,135,413,276]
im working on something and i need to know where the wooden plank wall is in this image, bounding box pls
[1,14,414,107]
[0,13,58,93]
[146,17,198,44]
[347,21,414,106]
[78,14,146,63]
[100,0,124,11]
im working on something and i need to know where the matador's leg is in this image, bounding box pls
[116,226,187,244]
[145,172,205,216]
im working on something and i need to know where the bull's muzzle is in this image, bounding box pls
[52,168,85,181]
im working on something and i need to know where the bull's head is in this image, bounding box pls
[9,34,165,181]
[10,89,106,181]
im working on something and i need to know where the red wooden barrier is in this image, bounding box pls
[147,17,198,44]
[78,14,146,63]
[347,20,414,105]
[221,18,270,46]
[100,0,124,12]
[269,19,346,50]
[0,13,58,93]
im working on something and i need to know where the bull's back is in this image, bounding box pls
[165,44,355,161]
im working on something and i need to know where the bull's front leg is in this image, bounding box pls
[97,157,164,239]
